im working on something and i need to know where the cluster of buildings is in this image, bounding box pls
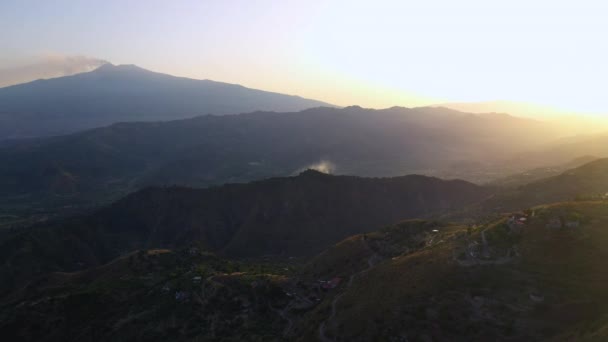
[546,217,580,229]
[318,277,342,290]
[507,211,582,231]
[507,213,528,234]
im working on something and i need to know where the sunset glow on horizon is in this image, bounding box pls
[2,0,607,115]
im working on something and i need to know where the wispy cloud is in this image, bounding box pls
[306,160,335,174]
[291,160,337,176]
[0,54,108,87]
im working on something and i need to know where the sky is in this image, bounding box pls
[1,0,607,114]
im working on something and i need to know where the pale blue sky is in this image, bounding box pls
[1,0,607,113]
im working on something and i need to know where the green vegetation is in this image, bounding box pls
[292,201,608,341]
[0,247,295,341]
[3,158,608,340]
[4,201,608,340]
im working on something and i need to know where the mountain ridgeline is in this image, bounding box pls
[0,105,570,207]
[0,63,329,139]
[0,170,489,294]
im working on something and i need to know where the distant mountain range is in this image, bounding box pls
[0,106,571,213]
[0,64,330,139]
[438,100,608,135]
[438,100,570,118]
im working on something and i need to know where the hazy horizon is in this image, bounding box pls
[3,61,608,123]
[2,0,608,116]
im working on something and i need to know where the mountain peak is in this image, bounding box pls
[94,62,114,70]
[92,63,146,74]
[0,65,330,139]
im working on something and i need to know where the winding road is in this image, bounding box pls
[318,238,381,341]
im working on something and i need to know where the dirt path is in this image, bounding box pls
[318,238,381,341]
[454,228,516,266]
[481,230,490,258]
[271,303,294,337]
[274,290,315,338]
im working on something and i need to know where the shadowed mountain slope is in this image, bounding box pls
[292,201,608,341]
[4,201,608,341]
[0,170,489,295]
[0,63,330,139]
[481,158,608,212]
